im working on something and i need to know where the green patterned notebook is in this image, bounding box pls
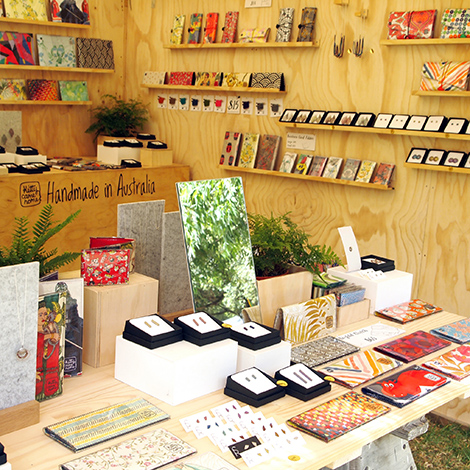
[44,398,170,452]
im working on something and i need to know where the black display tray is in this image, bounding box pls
[361,254,395,272]
[174,313,231,345]
[223,386,286,408]
[230,322,281,350]
[274,366,331,401]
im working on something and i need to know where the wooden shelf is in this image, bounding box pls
[0,100,91,105]
[278,121,470,141]
[164,41,319,50]
[142,84,286,94]
[220,165,394,190]
[0,64,113,73]
[413,90,470,98]
[380,38,470,46]
[404,161,470,175]
[0,17,91,29]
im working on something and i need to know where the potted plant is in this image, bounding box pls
[85,94,149,143]
[0,204,81,278]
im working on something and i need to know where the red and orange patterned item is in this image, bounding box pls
[375,299,443,323]
[168,72,195,86]
[27,79,60,100]
[221,11,239,43]
[81,249,131,286]
[420,61,470,92]
[203,13,218,43]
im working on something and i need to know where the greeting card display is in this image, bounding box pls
[355,161,376,183]
[27,79,60,101]
[237,133,260,168]
[420,61,470,92]
[287,391,390,442]
[275,363,330,401]
[80,249,131,286]
[297,7,317,42]
[239,28,270,43]
[431,318,470,344]
[279,152,297,172]
[375,299,443,323]
[220,131,242,166]
[340,159,361,181]
[374,330,450,363]
[0,79,27,100]
[203,13,218,43]
[174,312,230,346]
[0,32,35,65]
[255,134,281,171]
[170,15,185,45]
[276,7,295,42]
[309,156,328,177]
[322,157,343,179]
[220,11,239,43]
[362,365,449,408]
[372,163,395,185]
[230,321,281,350]
[188,13,203,44]
[294,154,312,175]
[423,345,470,381]
[224,367,286,407]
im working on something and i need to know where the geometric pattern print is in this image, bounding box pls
[250,72,284,90]
[421,61,470,92]
[441,9,470,39]
[76,38,114,69]
[319,349,402,388]
[276,7,295,42]
[0,31,35,65]
[281,294,336,344]
[27,79,60,100]
[287,391,390,442]
[297,7,317,42]
[423,345,470,381]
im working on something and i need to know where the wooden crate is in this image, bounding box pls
[336,298,370,328]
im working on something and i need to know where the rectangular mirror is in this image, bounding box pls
[176,177,259,324]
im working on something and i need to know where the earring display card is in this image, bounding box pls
[443,151,466,167]
[174,312,231,346]
[431,318,470,344]
[406,115,428,131]
[294,109,311,123]
[388,114,410,129]
[339,112,357,126]
[373,113,394,129]
[424,149,445,165]
[355,113,376,127]
[279,108,298,122]
[444,118,468,134]
[176,312,221,334]
[322,111,341,125]
[406,147,427,164]
[423,345,470,381]
[309,110,325,124]
[423,115,447,132]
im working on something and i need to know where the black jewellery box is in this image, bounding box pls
[361,255,395,272]
[274,363,331,401]
[230,321,281,350]
[16,146,39,156]
[123,314,183,349]
[224,367,286,407]
[174,312,231,346]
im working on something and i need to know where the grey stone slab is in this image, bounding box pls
[159,211,193,315]
[0,262,39,410]
[117,200,165,281]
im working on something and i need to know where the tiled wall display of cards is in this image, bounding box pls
[406,147,470,170]
[177,312,221,334]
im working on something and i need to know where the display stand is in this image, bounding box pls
[140,148,173,167]
[0,400,40,435]
[236,340,291,375]
[336,298,371,327]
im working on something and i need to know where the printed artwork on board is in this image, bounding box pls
[0,79,27,100]
[50,0,90,24]
[37,35,76,68]
[0,32,35,65]
[4,0,48,20]
[59,80,89,101]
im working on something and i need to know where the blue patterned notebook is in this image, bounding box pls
[431,318,470,344]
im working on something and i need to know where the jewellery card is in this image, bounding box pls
[408,10,437,39]
[188,13,203,44]
[355,160,376,183]
[319,349,402,388]
[230,368,277,395]
[222,72,251,88]
[431,318,470,344]
[355,113,375,127]
[440,9,470,39]
[337,322,405,348]
[423,345,470,381]
[444,118,468,134]
[203,13,219,43]
[238,133,260,168]
[287,391,390,442]
[179,94,189,110]
[0,32,35,65]
[170,15,185,45]
[279,152,297,172]
[322,157,343,179]
[229,436,262,459]
[374,330,451,363]
[169,72,194,86]
[322,111,341,125]
[387,11,411,39]
[255,134,280,170]
[362,365,449,408]
[372,162,395,185]
[297,7,317,42]
[269,97,283,117]
[241,443,275,467]
[406,115,428,131]
[338,112,356,126]
[60,429,195,470]
[309,110,325,124]
[376,299,443,323]
[254,98,267,115]
[239,28,270,43]
[241,97,253,115]
[406,148,427,164]
[220,131,242,166]
[443,151,466,167]
[250,72,285,91]
[279,108,298,122]
[424,149,445,165]
[177,312,221,334]
[421,61,470,92]
[59,80,88,101]
[277,364,325,389]
[81,249,130,286]
[180,409,214,433]
[308,155,328,176]
[294,109,311,123]
[0,79,27,100]
[76,38,114,69]
[46,398,169,451]
[340,158,361,181]
[27,79,60,101]
[227,95,241,114]
[37,35,76,68]
[373,113,393,129]
[389,114,410,129]
[275,7,295,42]
[4,0,48,20]
[294,154,312,175]
[221,11,239,43]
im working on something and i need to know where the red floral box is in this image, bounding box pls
[81,249,130,286]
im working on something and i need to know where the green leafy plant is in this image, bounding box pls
[85,94,149,141]
[0,204,81,277]
[248,212,342,277]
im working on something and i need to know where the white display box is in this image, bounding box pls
[236,340,291,375]
[14,154,47,164]
[0,152,17,163]
[115,336,238,406]
[97,145,141,164]
[328,266,413,313]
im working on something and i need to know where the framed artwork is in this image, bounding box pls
[406,148,427,164]
[388,114,410,130]
[406,115,428,131]
[423,115,447,132]
[444,118,467,134]
[424,149,446,165]
[338,112,357,126]
[279,108,298,122]
[294,110,312,123]
[308,110,325,124]
[354,113,375,127]
[322,112,340,125]
[443,151,466,167]
[373,113,393,129]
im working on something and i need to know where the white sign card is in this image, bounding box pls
[337,322,406,348]
[338,226,361,272]
[286,132,316,151]
[245,0,272,7]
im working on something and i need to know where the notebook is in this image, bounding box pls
[362,365,449,408]
[322,157,343,179]
[374,330,451,363]
[0,79,27,100]
[76,38,114,69]
[431,318,470,344]
[375,299,443,324]
[279,152,297,173]
[340,158,361,181]
[318,349,402,388]
[287,391,390,442]
[220,131,242,166]
[238,133,260,168]
[423,345,470,381]
[60,429,195,470]
[255,134,281,170]
[44,398,170,452]
[59,80,89,101]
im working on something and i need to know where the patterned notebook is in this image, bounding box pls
[340,159,361,181]
[221,11,239,43]
[59,80,88,101]
[431,318,470,344]
[372,163,395,186]
[4,0,47,20]
[27,80,60,101]
[297,7,317,42]
[287,391,390,442]
[290,336,360,369]
[37,35,76,68]
[255,134,281,170]
[203,12,218,43]
[318,349,402,389]
[308,156,328,176]
[322,157,343,179]
[279,152,297,173]
[423,345,470,381]
[188,13,203,44]
[238,133,260,168]
[60,429,195,470]
[76,38,114,69]
[276,7,295,42]
[0,79,27,100]
[0,32,35,65]
[362,365,449,408]
[222,72,251,88]
[170,15,185,45]
[355,160,376,183]
[45,398,170,452]
[374,330,451,363]
[220,131,242,166]
[441,9,470,39]
[294,154,312,175]
[195,72,223,87]
[375,299,443,324]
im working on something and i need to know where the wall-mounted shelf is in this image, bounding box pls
[164,41,319,50]
[413,90,470,98]
[404,161,470,175]
[380,38,470,46]
[278,122,470,142]
[0,17,91,29]
[0,100,91,105]
[220,165,394,190]
[143,84,286,94]
[0,64,114,74]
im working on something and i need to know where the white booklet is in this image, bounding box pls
[336,322,405,348]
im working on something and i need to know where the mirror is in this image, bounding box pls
[176,177,259,324]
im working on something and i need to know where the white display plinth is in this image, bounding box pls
[115,336,238,406]
[0,152,16,163]
[14,154,47,164]
[236,341,291,375]
[328,266,413,313]
[97,145,141,164]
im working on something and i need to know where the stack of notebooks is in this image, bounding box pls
[375,299,443,323]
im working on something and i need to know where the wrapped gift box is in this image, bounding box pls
[420,61,470,92]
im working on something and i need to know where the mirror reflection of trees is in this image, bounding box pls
[177,177,259,322]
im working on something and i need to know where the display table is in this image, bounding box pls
[2,311,469,470]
